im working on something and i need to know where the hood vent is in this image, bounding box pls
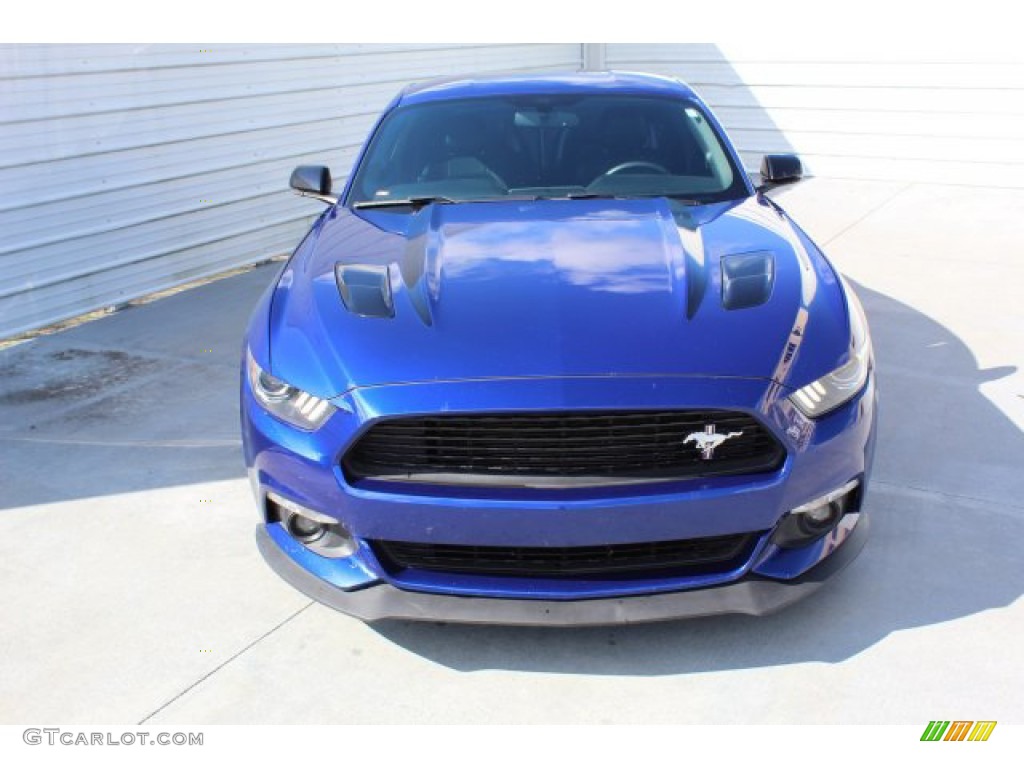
[721,251,775,310]
[335,264,394,318]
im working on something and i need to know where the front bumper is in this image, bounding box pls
[256,513,868,625]
[243,371,877,619]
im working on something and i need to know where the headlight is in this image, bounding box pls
[789,282,871,419]
[246,348,335,430]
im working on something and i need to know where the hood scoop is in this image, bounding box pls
[721,251,775,310]
[335,264,394,318]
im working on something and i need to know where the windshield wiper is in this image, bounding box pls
[620,193,704,205]
[560,192,622,200]
[353,195,550,209]
[555,192,704,205]
[352,195,457,210]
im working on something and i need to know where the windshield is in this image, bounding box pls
[348,94,748,206]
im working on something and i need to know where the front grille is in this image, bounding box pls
[343,410,784,488]
[372,533,757,579]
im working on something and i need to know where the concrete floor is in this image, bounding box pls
[0,178,1021,724]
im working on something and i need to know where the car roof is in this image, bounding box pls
[396,70,698,106]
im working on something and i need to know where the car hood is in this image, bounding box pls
[267,197,850,398]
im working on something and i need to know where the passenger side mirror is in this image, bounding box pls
[290,165,337,205]
[758,154,803,189]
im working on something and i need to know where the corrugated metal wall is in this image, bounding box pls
[0,43,581,338]
[605,43,1024,189]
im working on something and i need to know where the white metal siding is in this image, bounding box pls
[604,44,1024,188]
[0,43,581,337]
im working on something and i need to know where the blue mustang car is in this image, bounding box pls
[241,72,877,625]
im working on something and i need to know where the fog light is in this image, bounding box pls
[772,479,861,549]
[286,513,327,543]
[264,491,357,559]
[795,501,842,537]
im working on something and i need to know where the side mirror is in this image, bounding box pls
[758,154,803,188]
[289,165,337,204]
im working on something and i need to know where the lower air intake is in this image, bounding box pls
[372,533,758,579]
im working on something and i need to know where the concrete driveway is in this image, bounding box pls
[1,179,1021,724]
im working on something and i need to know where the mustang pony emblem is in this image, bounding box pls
[683,425,743,460]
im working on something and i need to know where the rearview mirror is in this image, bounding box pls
[759,154,803,187]
[290,165,337,204]
[513,109,580,128]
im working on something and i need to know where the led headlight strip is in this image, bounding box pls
[789,282,871,419]
[246,349,335,430]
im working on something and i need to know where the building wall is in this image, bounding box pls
[0,44,581,337]
[605,43,1024,188]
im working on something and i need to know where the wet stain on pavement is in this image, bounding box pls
[0,348,164,405]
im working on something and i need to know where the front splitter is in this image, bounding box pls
[256,516,868,626]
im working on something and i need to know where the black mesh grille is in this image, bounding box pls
[372,533,757,579]
[343,410,784,488]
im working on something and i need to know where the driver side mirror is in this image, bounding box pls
[289,165,337,205]
[758,154,803,188]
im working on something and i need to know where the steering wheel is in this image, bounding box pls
[603,161,670,177]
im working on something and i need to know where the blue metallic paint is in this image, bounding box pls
[242,369,875,598]
[267,196,850,400]
[241,72,876,621]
